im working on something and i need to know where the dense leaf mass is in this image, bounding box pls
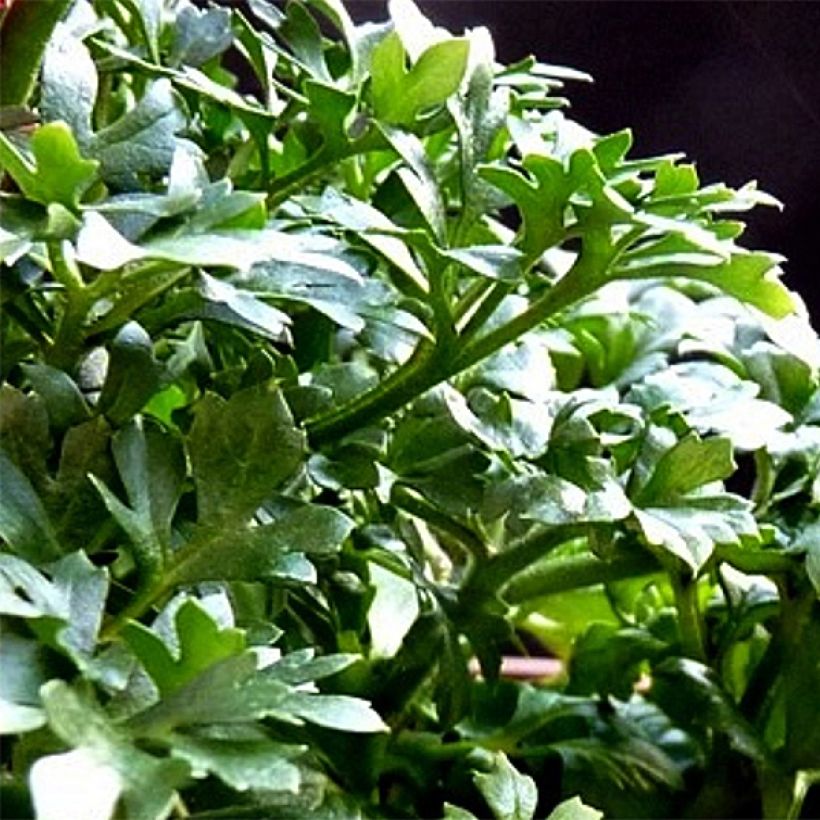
[1,0,819,817]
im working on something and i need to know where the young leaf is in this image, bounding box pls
[473,751,538,820]
[123,598,246,697]
[547,797,604,820]
[0,123,98,209]
[633,433,735,506]
[371,31,470,126]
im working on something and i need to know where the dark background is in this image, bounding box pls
[345,1,820,317]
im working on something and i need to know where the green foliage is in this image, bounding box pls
[1,0,819,818]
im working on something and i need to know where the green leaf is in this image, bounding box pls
[632,250,793,319]
[371,31,470,125]
[97,321,163,425]
[634,495,759,575]
[21,364,90,431]
[40,23,97,146]
[0,633,48,734]
[793,521,820,598]
[628,362,791,451]
[51,551,109,664]
[473,751,537,820]
[0,450,61,563]
[0,554,65,619]
[278,0,331,82]
[302,188,428,296]
[123,598,246,697]
[169,503,354,585]
[157,272,291,343]
[0,123,98,209]
[89,79,186,188]
[32,681,189,820]
[485,468,631,529]
[479,153,570,260]
[170,2,233,67]
[634,433,735,506]
[569,624,667,699]
[547,797,604,820]
[367,561,420,658]
[120,0,163,61]
[169,733,303,793]
[281,691,388,733]
[188,384,306,526]
[90,418,185,577]
[130,652,386,734]
[650,657,766,761]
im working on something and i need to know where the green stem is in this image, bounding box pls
[504,551,659,604]
[306,341,442,446]
[457,281,513,343]
[453,278,493,324]
[46,242,90,369]
[267,132,384,210]
[715,544,798,576]
[100,577,168,640]
[452,269,591,372]
[0,0,73,107]
[671,572,707,662]
[465,525,588,604]
[391,484,488,561]
[305,274,583,447]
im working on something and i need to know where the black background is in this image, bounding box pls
[344,1,820,317]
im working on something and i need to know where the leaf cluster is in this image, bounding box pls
[1,0,819,818]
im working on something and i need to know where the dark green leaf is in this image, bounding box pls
[90,418,185,576]
[169,503,354,585]
[97,321,163,425]
[650,657,766,761]
[21,364,90,431]
[0,450,60,562]
[90,79,186,188]
[569,624,667,699]
[188,384,306,525]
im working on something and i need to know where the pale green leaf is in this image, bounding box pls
[473,751,537,820]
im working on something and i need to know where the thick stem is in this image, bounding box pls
[46,242,90,370]
[671,572,707,662]
[0,0,73,106]
[504,551,659,603]
[305,342,442,446]
[459,526,594,610]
